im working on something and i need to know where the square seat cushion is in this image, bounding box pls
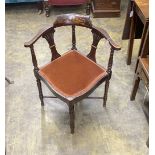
[39,50,107,101]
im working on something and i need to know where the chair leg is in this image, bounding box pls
[37,1,43,14]
[130,77,140,101]
[103,80,110,107]
[86,2,91,15]
[44,1,50,17]
[69,104,75,134]
[36,78,44,106]
[146,137,149,147]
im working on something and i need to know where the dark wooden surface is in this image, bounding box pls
[134,23,149,73]
[24,13,121,133]
[122,0,143,40]
[41,0,91,17]
[91,0,121,18]
[130,57,149,100]
[122,0,149,65]
[130,16,149,101]
[134,0,149,23]
[130,56,149,148]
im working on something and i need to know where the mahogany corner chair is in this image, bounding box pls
[24,14,121,133]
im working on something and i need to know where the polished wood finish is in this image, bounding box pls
[87,30,102,62]
[91,0,121,18]
[122,0,149,65]
[130,23,149,100]
[135,25,149,73]
[134,0,149,23]
[126,7,137,65]
[122,0,133,40]
[103,47,114,106]
[42,0,91,17]
[30,45,44,106]
[130,57,149,147]
[24,14,121,133]
[53,14,92,28]
[130,57,149,100]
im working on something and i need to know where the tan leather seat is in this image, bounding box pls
[39,50,107,100]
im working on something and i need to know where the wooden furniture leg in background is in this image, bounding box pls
[127,11,137,65]
[130,76,140,101]
[44,1,50,17]
[86,0,91,15]
[37,1,44,14]
[43,0,90,17]
[135,24,149,73]
[130,57,149,101]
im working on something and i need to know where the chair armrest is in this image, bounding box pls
[93,26,121,51]
[24,25,53,48]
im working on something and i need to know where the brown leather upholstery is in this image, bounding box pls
[39,50,107,100]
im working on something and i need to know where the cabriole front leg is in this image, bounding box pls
[69,104,75,134]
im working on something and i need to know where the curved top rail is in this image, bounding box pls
[53,13,92,28]
[24,14,121,50]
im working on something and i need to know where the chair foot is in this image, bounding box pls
[103,103,106,107]
[37,1,43,14]
[46,12,50,17]
[103,80,110,107]
[44,1,50,17]
[146,137,149,147]
[69,104,75,134]
[41,100,44,106]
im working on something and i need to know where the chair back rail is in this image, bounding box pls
[53,14,92,28]
[24,14,121,71]
[24,14,120,49]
